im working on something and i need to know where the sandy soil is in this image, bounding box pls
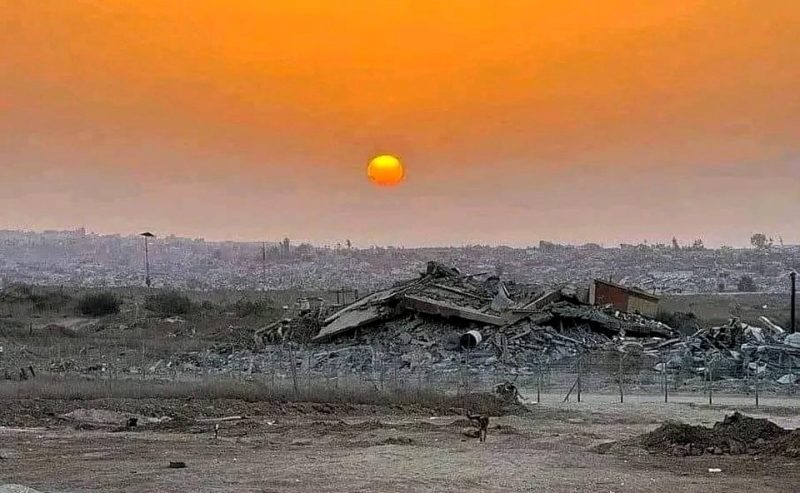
[1,396,799,493]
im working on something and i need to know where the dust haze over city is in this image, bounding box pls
[1,2,800,493]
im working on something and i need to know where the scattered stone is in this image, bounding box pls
[382,436,416,446]
[0,486,44,493]
[461,428,481,439]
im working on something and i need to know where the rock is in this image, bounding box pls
[713,447,723,455]
[728,440,745,455]
[777,373,798,385]
[461,428,481,439]
[398,333,412,345]
[671,444,688,457]
[0,486,44,493]
[785,333,800,348]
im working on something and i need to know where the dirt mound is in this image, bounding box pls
[771,430,800,457]
[639,422,717,453]
[603,412,794,457]
[713,412,788,444]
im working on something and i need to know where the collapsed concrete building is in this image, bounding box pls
[245,261,679,378]
[313,262,673,343]
[245,262,799,386]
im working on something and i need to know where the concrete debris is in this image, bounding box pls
[150,261,797,387]
[460,330,482,349]
[312,261,676,345]
[758,316,785,335]
[784,333,800,348]
[316,306,384,340]
[649,317,800,383]
[0,486,44,493]
[494,381,521,404]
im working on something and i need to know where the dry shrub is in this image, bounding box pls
[145,291,196,316]
[77,292,121,316]
[0,375,507,414]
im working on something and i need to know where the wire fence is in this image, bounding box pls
[4,340,798,408]
[161,344,800,408]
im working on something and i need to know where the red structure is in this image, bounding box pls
[589,279,660,317]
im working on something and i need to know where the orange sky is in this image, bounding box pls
[1,0,799,246]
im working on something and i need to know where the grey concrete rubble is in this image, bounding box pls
[181,262,687,377]
[155,262,793,386]
[652,317,800,383]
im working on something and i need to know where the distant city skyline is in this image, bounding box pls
[0,226,792,250]
[1,227,797,294]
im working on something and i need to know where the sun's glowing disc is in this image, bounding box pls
[367,154,405,186]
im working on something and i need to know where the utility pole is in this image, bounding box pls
[791,271,796,333]
[262,242,267,289]
[140,232,155,288]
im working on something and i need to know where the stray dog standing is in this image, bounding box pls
[467,414,489,442]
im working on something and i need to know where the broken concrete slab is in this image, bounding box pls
[398,295,505,326]
[314,306,385,341]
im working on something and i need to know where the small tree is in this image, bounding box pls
[77,292,122,316]
[751,233,768,249]
[737,275,757,292]
[145,291,195,316]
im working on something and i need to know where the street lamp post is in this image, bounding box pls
[791,270,796,333]
[140,232,155,287]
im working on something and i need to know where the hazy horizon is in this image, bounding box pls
[2,1,798,247]
[2,225,792,250]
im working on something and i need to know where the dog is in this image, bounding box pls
[467,414,490,442]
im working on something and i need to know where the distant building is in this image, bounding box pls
[589,279,659,317]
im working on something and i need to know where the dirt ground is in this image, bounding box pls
[2,396,799,493]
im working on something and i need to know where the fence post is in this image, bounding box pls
[536,358,542,404]
[707,356,713,406]
[563,377,578,403]
[754,357,760,408]
[577,353,583,403]
[618,351,624,404]
[464,348,471,394]
[306,353,311,388]
[270,348,276,390]
[662,352,669,403]
[287,343,299,398]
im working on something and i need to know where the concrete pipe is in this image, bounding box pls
[460,330,482,349]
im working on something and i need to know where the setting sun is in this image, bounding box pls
[367,154,405,186]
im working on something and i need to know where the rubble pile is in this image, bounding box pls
[308,261,673,339]
[654,317,800,384]
[205,261,677,376]
[189,261,793,383]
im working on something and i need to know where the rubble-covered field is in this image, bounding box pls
[1,263,798,492]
